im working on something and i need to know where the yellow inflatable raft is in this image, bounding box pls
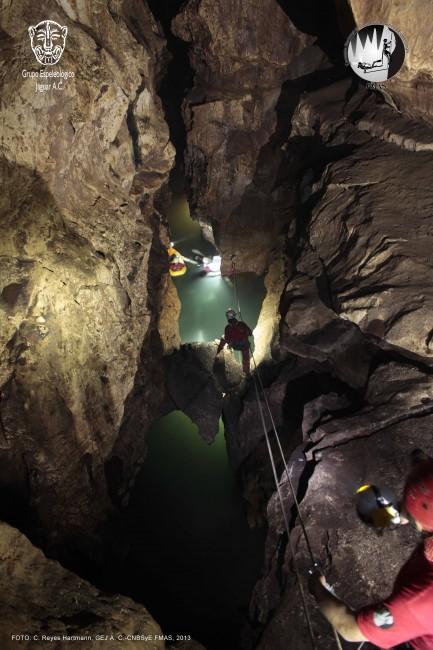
[167,246,187,277]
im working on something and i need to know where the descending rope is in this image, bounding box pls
[249,348,316,566]
[251,352,343,650]
[232,256,315,561]
[230,257,343,650]
[252,373,317,649]
[231,256,242,316]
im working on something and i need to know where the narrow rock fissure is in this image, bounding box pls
[147,0,194,189]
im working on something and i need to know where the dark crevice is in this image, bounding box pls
[368,340,433,377]
[126,77,147,166]
[309,402,433,460]
[315,258,338,313]
[276,0,356,65]
[290,457,318,525]
[146,0,194,192]
[281,370,361,433]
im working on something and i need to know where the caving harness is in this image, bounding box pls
[230,257,343,650]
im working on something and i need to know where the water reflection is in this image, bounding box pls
[167,197,266,343]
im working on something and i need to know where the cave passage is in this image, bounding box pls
[123,411,266,650]
[167,197,266,344]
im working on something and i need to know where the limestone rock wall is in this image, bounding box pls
[0,1,175,541]
[173,0,317,273]
[231,66,433,649]
[280,79,433,356]
[252,354,433,649]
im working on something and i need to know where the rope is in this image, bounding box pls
[252,373,317,649]
[231,256,241,316]
[249,347,316,565]
[232,257,315,562]
[251,349,343,650]
[230,257,343,650]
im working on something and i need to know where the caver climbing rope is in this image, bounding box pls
[230,257,343,650]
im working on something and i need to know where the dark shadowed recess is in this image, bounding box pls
[276,0,356,64]
[147,0,194,192]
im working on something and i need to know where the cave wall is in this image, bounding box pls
[0,520,165,650]
[252,358,433,650]
[173,0,322,273]
[280,79,433,356]
[242,73,433,649]
[0,0,175,542]
[2,0,433,648]
[180,2,433,648]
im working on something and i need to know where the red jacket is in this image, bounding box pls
[357,536,433,649]
[218,320,252,351]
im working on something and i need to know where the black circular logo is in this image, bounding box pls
[344,24,406,82]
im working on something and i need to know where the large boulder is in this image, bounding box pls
[164,342,244,443]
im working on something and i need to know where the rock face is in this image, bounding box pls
[233,74,433,646]
[164,341,244,443]
[0,1,175,542]
[2,1,433,649]
[252,359,433,649]
[280,79,433,357]
[236,323,433,650]
[0,520,165,650]
[348,0,433,126]
[173,0,318,273]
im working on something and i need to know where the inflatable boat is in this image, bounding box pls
[167,245,187,277]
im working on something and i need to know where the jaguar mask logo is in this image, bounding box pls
[28,20,68,66]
